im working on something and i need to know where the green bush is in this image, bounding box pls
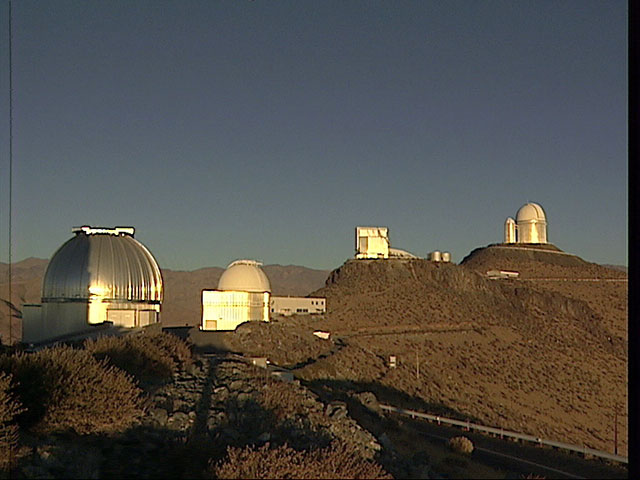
[0,346,143,434]
[0,372,23,470]
[211,441,391,479]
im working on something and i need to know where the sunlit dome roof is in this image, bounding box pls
[388,247,417,259]
[516,203,547,223]
[42,226,163,303]
[217,259,271,293]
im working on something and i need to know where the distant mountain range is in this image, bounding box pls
[0,254,626,334]
[602,264,627,273]
[0,258,330,332]
[161,264,330,327]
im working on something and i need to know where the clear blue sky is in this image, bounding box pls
[0,0,627,270]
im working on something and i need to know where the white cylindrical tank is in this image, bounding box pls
[429,251,442,262]
[441,252,451,262]
[504,217,516,244]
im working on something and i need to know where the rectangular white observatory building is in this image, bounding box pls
[270,297,326,316]
[202,290,270,331]
[355,226,390,259]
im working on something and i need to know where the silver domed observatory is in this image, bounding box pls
[504,203,548,244]
[22,226,163,343]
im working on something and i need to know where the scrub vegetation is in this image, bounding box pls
[448,436,474,455]
[211,441,391,479]
[84,330,193,385]
[0,345,144,434]
[0,247,628,478]
[0,372,22,470]
[0,331,197,475]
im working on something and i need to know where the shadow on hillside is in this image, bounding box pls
[301,378,629,480]
[304,377,485,424]
[10,357,372,479]
[163,326,242,356]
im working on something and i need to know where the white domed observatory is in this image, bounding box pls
[21,226,163,344]
[201,260,271,331]
[504,203,548,244]
[217,260,272,293]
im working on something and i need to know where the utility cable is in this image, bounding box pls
[8,0,13,346]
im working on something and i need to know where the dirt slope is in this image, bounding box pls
[460,244,628,340]
[296,252,627,456]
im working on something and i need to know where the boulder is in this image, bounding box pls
[353,391,383,416]
[325,401,348,419]
[167,412,190,431]
[149,408,169,427]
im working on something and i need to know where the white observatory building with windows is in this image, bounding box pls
[201,259,327,330]
[21,226,163,344]
[201,260,271,331]
[504,203,548,244]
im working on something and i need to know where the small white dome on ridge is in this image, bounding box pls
[516,203,546,223]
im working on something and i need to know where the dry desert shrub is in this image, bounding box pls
[0,346,143,434]
[85,331,192,384]
[257,378,309,420]
[212,441,391,479]
[146,330,193,369]
[448,436,474,454]
[85,335,173,384]
[0,372,23,470]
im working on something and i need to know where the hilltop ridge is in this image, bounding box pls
[460,244,624,277]
[273,253,628,456]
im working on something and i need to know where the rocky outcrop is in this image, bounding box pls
[14,352,390,478]
[206,358,382,459]
[17,358,211,478]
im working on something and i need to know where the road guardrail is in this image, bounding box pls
[380,404,628,465]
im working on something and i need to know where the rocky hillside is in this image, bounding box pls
[460,244,628,340]
[226,253,627,457]
[0,249,628,460]
[10,346,398,479]
[460,243,625,278]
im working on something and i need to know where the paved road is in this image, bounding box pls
[389,412,628,479]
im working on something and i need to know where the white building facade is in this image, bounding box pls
[355,226,390,259]
[201,260,271,331]
[202,290,270,331]
[270,296,326,316]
